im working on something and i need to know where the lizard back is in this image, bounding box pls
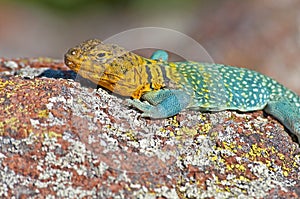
[161,61,300,112]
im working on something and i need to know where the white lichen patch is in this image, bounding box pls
[20,67,49,79]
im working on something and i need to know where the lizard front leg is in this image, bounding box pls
[264,96,300,143]
[126,89,191,118]
[150,50,169,61]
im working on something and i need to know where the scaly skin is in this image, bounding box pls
[65,39,300,143]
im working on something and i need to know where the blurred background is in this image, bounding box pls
[0,0,299,92]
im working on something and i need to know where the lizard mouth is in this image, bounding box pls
[64,47,86,73]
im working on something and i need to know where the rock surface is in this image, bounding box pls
[0,58,299,198]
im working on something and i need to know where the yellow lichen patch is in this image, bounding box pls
[198,113,207,121]
[281,164,291,176]
[226,164,234,171]
[0,79,13,90]
[169,113,213,142]
[209,131,219,141]
[292,154,300,168]
[0,122,4,136]
[199,123,212,134]
[169,131,175,137]
[282,171,289,177]
[180,126,198,137]
[277,153,285,160]
[235,164,246,172]
[38,109,49,118]
[245,144,269,160]
[4,117,19,131]
[167,116,180,128]
[222,141,238,153]
[197,113,212,134]
[29,131,62,140]
[125,131,137,141]
[46,131,62,138]
[238,175,250,182]
[265,160,272,167]
[210,155,218,162]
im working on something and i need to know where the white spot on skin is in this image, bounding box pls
[253,94,257,100]
[253,88,259,92]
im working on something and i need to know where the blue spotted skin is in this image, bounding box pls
[132,51,300,143]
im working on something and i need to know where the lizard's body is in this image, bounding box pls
[65,39,300,143]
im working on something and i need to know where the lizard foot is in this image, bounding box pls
[126,89,191,119]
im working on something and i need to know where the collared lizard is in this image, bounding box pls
[64,39,300,143]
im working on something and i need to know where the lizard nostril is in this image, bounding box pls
[65,60,73,67]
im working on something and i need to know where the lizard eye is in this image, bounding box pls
[70,49,77,55]
[97,52,106,58]
[68,48,80,57]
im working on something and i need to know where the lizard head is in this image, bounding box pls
[64,39,133,77]
[64,39,146,93]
